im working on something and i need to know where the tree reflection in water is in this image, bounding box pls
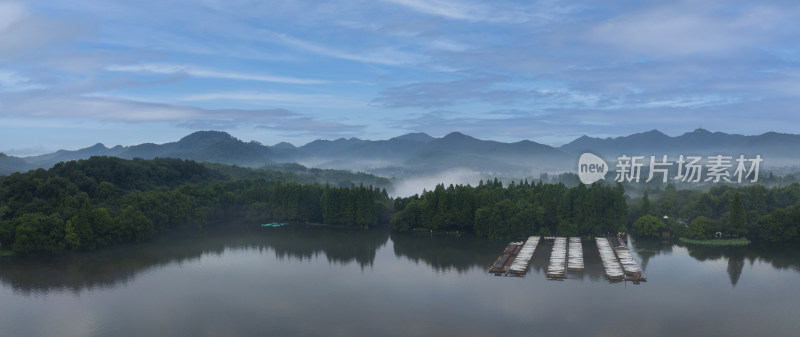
[0,225,389,295]
[1,227,798,295]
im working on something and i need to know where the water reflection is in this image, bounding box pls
[1,227,799,295]
[628,238,674,273]
[389,233,503,273]
[0,226,389,295]
[257,226,389,268]
[630,237,800,287]
[677,241,800,287]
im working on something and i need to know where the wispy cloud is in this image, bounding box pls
[373,76,506,108]
[372,76,609,109]
[0,70,44,91]
[587,2,792,56]
[271,32,423,66]
[181,91,367,109]
[255,116,364,135]
[380,0,491,21]
[2,0,800,153]
[0,93,362,134]
[106,63,327,84]
[0,1,84,58]
[378,0,548,23]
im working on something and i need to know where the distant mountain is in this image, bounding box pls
[272,142,296,149]
[24,142,124,167]
[7,130,571,178]
[6,128,800,178]
[425,132,562,158]
[0,155,31,176]
[390,132,434,143]
[560,128,800,162]
[282,131,571,174]
[560,129,671,155]
[23,131,273,170]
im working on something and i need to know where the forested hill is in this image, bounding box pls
[0,157,392,255]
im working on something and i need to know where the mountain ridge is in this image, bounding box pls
[559,128,800,159]
[4,129,800,177]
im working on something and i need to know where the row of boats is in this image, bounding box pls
[546,237,567,278]
[489,236,541,275]
[611,235,645,282]
[567,237,584,271]
[596,237,625,280]
[509,236,541,275]
[595,236,646,282]
[490,235,645,282]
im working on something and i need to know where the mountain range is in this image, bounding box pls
[3,129,800,177]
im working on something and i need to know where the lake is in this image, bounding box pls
[1,225,799,336]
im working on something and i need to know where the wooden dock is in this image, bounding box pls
[567,237,584,271]
[508,236,541,276]
[547,237,567,279]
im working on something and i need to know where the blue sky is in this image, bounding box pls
[1,0,799,156]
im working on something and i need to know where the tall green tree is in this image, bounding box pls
[63,218,81,249]
[641,191,652,216]
[632,214,662,238]
[687,216,710,240]
[727,192,747,236]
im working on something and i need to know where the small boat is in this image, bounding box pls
[261,222,288,227]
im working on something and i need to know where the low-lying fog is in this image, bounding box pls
[389,168,485,198]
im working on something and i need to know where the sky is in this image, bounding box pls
[1,0,799,156]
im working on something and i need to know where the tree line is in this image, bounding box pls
[2,156,799,255]
[630,183,800,242]
[390,179,628,239]
[0,157,390,254]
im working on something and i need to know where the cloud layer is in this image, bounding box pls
[1,0,799,154]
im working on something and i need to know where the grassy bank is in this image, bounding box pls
[679,237,751,246]
[0,250,14,258]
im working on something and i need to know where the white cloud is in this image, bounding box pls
[106,63,327,85]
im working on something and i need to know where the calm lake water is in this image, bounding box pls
[1,226,799,337]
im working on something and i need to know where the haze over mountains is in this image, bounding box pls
[3,129,800,178]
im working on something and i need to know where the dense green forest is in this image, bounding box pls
[390,178,800,242]
[629,183,800,242]
[2,156,800,255]
[0,157,390,254]
[390,179,628,239]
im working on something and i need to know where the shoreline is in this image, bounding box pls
[678,237,751,246]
